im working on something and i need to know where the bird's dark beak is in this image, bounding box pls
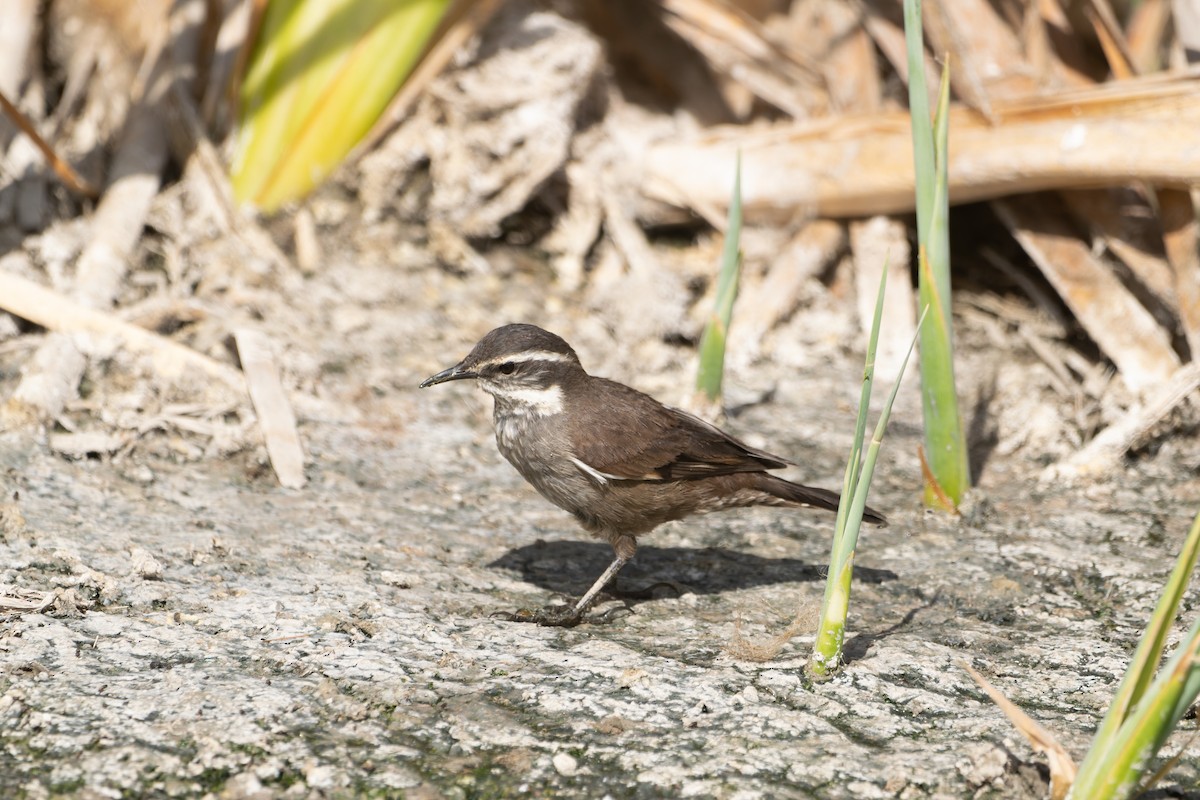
[419,361,477,388]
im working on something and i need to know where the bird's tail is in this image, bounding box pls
[753,474,887,526]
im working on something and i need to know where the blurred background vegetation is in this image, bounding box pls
[0,0,1196,480]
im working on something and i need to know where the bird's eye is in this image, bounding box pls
[498,362,516,375]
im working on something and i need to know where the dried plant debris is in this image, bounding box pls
[420,2,604,240]
[0,585,54,613]
[644,73,1200,220]
[0,0,1196,487]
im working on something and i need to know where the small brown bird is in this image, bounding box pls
[421,324,884,626]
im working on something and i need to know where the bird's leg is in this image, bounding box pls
[496,554,630,627]
[567,554,628,618]
[493,536,635,627]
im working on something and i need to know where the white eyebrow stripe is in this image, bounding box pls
[477,351,575,368]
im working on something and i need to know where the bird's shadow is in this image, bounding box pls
[488,540,898,599]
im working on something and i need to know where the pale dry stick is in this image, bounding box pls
[643,70,1200,219]
[0,587,55,613]
[542,156,604,291]
[48,431,131,459]
[293,208,321,274]
[961,660,1076,800]
[8,0,207,422]
[0,0,36,102]
[818,0,882,113]
[1125,0,1172,72]
[1043,362,1200,482]
[0,270,245,392]
[736,220,844,357]
[995,196,1181,393]
[658,0,826,118]
[0,88,99,198]
[232,329,306,489]
[1086,0,1137,78]
[1160,189,1200,356]
[600,180,662,281]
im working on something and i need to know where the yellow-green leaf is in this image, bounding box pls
[232,0,450,211]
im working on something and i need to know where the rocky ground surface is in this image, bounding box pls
[1,246,1199,799]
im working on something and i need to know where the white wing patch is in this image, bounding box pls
[570,457,622,486]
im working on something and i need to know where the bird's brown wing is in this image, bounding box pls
[566,377,793,482]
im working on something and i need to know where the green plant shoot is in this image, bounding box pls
[809,267,925,678]
[903,0,970,509]
[1069,512,1200,798]
[695,154,743,409]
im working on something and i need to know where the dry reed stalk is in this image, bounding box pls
[645,70,1200,220]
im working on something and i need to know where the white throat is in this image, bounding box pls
[486,383,564,416]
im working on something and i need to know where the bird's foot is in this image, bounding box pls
[491,604,582,627]
[491,601,633,627]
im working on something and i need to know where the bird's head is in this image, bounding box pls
[419,324,584,414]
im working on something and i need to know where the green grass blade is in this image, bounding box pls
[857,305,928,527]
[695,154,744,405]
[1070,618,1200,798]
[903,0,934,246]
[810,304,926,678]
[929,56,952,308]
[1163,616,1200,731]
[1076,512,1200,783]
[836,264,888,536]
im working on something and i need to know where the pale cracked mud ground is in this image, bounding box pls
[1,256,1199,799]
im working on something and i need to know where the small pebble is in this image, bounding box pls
[552,752,578,776]
[306,765,335,789]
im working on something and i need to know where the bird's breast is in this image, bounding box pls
[492,409,600,516]
[493,412,529,456]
